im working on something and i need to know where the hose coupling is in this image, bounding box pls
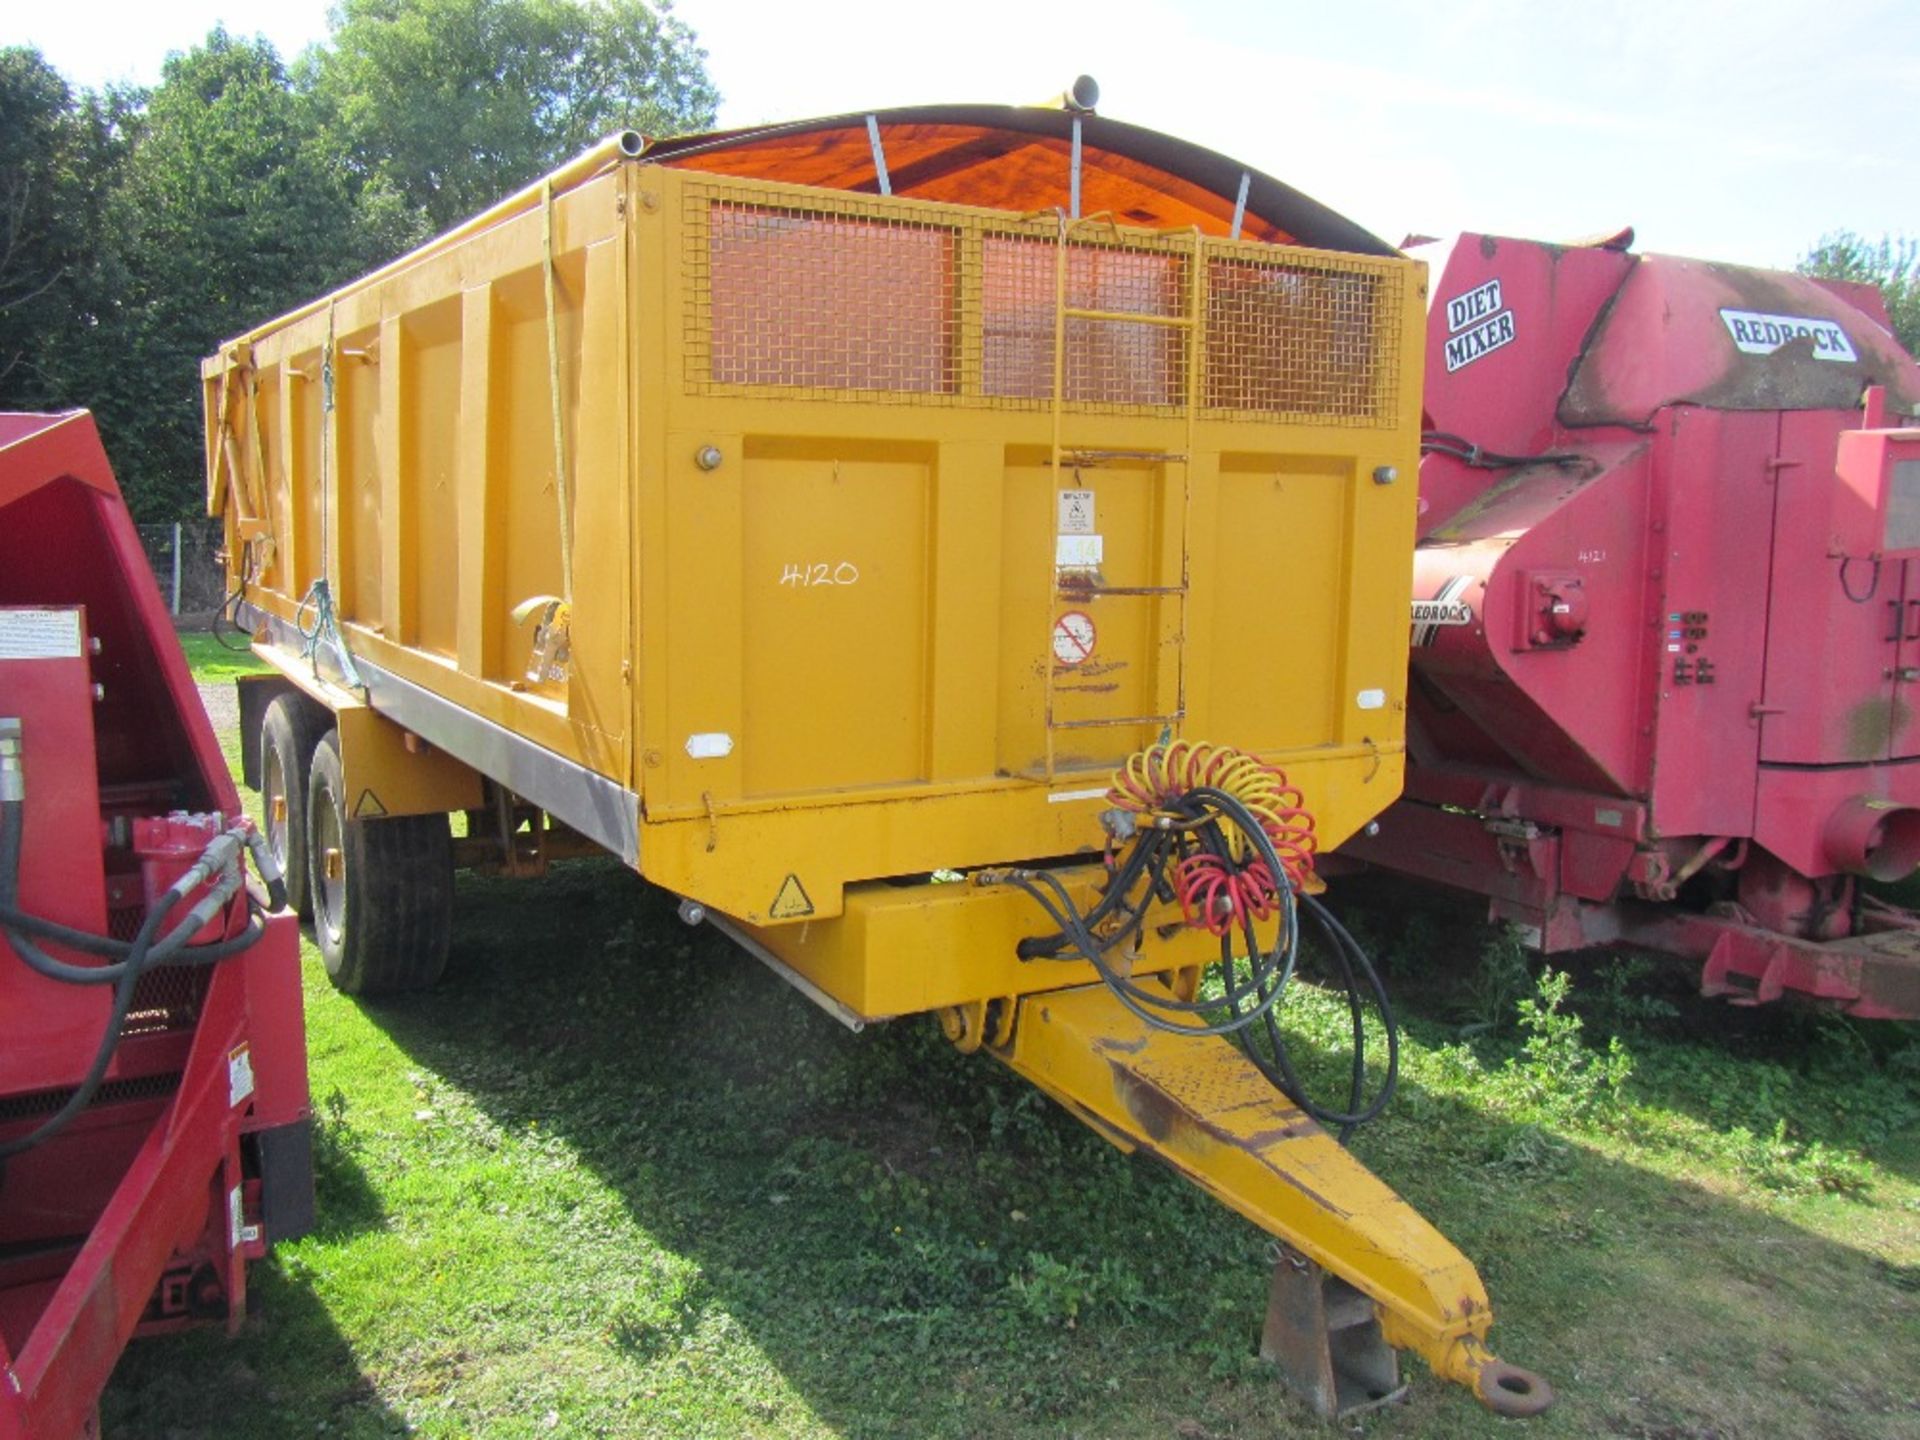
[178,869,247,939]
[241,823,290,911]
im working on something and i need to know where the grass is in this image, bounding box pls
[173,629,270,682]
[99,649,1920,1439]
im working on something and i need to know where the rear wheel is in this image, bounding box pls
[306,729,454,994]
[260,694,327,918]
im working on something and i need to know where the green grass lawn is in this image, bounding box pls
[173,629,271,681]
[102,650,1920,1439]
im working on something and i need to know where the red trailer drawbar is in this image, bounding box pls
[1346,232,1920,1019]
[0,411,310,1438]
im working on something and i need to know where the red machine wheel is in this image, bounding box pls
[260,694,327,918]
[306,730,454,994]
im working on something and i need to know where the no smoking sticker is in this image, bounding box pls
[1052,611,1096,667]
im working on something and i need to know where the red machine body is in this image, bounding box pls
[1345,234,1920,1018]
[0,411,310,1438]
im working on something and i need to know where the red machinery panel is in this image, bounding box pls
[0,615,110,1091]
[0,412,311,1439]
[1347,236,1920,1018]
[1643,408,1775,840]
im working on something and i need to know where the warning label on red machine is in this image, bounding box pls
[0,608,82,660]
[1718,309,1857,362]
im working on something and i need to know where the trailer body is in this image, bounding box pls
[204,108,1548,1413]
[205,120,1421,945]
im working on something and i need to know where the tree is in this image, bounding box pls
[0,49,130,408]
[94,29,380,518]
[1798,232,1920,359]
[306,0,719,232]
[2,2,721,520]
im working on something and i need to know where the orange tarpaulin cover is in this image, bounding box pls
[646,106,1395,257]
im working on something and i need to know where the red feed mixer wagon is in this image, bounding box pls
[1344,230,1920,1019]
[0,411,310,1438]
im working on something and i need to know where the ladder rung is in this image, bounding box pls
[1049,713,1182,732]
[1059,449,1188,464]
[1057,585,1186,598]
[1062,306,1195,329]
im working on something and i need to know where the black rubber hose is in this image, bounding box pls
[1008,788,1300,1035]
[1420,432,1585,470]
[0,899,270,975]
[0,798,269,1159]
[1255,894,1399,1135]
[1003,782,1399,1137]
[1,802,262,981]
[1014,826,1166,960]
[1016,862,1291,1026]
[0,871,172,1160]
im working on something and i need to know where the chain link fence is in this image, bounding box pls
[135,521,227,625]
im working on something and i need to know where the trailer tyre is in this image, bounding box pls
[306,729,453,994]
[260,694,327,918]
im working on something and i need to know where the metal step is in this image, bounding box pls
[1056,584,1187,598]
[1047,712,1182,733]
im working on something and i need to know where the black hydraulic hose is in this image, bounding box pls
[1003,782,1399,1138]
[1420,429,1585,471]
[0,867,175,1161]
[0,796,269,1159]
[1253,894,1399,1137]
[1014,840,1295,1023]
[211,586,254,652]
[1014,824,1167,960]
[210,545,258,653]
[1006,788,1301,1032]
[0,804,265,980]
[1011,868,1294,1038]
[0,899,269,975]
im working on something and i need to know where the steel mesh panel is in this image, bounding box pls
[0,1071,180,1121]
[688,197,960,398]
[124,962,210,1035]
[1203,255,1400,426]
[981,237,1187,411]
[682,179,1402,428]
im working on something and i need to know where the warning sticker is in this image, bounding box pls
[228,1184,259,1248]
[229,1043,256,1108]
[0,608,82,661]
[1052,611,1096,667]
[353,790,389,818]
[1057,489,1096,535]
[769,873,814,920]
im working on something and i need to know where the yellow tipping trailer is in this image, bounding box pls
[204,96,1548,1416]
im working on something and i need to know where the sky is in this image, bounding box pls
[8,0,1915,269]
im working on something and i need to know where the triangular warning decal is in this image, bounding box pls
[353,789,388,818]
[769,873,814,920]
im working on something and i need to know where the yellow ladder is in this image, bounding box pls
[1041,216,1205,781]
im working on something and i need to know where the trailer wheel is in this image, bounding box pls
[306,729,454,994]
[260,694,327,918]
